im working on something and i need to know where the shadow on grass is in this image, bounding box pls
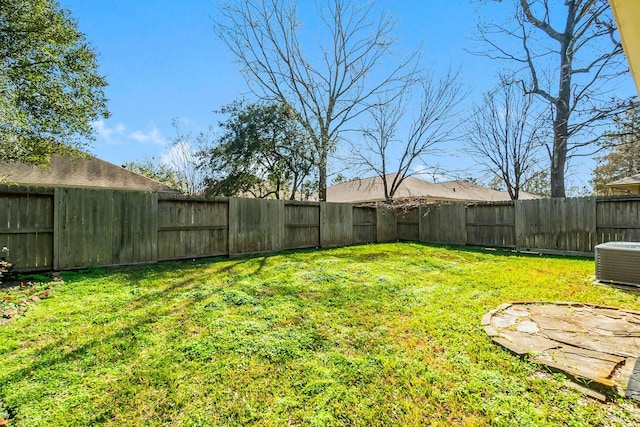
[0,248,378,395]
[1,253,282,390]
[0,242,599,391]
[399,241,594,261]
[1,240,628,425]
[60,242,590,287]
[63,253,271,285]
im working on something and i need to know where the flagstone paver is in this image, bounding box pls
[484,302,640,401]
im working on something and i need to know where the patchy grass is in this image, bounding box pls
[0,243,639,426]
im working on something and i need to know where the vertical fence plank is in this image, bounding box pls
[228,198,284,256]
[352,206,377,243]
[467,202,515,248]
[157,197,228,260]
[283,202,320,249]
[54,188,158,269]
[596,197,640,243]
[516,197,596,253]
[320,202,353,247]
[376,206,397,242]
[0,189,54,271]
[397,208,419,241]
[419,203,466,245]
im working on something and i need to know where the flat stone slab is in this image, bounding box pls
[484,302,640,400]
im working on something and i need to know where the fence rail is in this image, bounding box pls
[1,185,639,272]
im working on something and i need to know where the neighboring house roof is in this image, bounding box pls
[0,154,179,192]
[606,174,640,194]
[327,174,538,203]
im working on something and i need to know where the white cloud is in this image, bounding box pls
[129,126,166,145]
[161,140,197,167]
[92,120,113,141]
[92,120,125,142]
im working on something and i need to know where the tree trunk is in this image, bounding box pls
[551,114,568,198]
[318,151,327,202]
[550,24,573,199]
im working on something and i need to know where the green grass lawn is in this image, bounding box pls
[1,243,639,426]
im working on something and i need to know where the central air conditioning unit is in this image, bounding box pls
[595,242,640,287]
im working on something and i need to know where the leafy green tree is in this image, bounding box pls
[592,108,640,195]
[0,0,109,164]
[489,170,550,198]
[122,158,187,193]
[522,169,551,198]
[331,173,349,185]
[199,100,315,199]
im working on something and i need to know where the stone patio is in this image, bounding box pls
[483,302,640,401]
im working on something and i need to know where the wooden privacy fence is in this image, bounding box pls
[0,185,639,272]
[415,196,638,256]
[0,186,393,272]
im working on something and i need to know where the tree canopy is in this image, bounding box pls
[0,0,109,165]
[123,158,188,194]
[199,100,316,200]
[592,108,640,195]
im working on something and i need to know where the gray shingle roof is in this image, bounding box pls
[327,174,538,203]
[0,154,179,192]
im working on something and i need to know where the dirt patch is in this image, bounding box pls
[1,275,62,326]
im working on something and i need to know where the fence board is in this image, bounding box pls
[597,198,640,243]
[320,203,353,247]
[228,198,284,255]
[0,193,54,271]
[516,197,596,253]
[5,184,640,273]
[54,188,158,269]
[284,202,320,249]
[158,199,229,260]
[397,208,419,241]
[466,202,515,248]
[419,203,466,245]
[353,206,377,243]
[376,206,397,242]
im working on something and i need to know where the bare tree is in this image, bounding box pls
[167,121,207,195]
[214,0,417,201]
[349,69,465,201]
[466,77,546,200]
[474,0,634,197]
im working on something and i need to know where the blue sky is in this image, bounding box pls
[59,0,636,190]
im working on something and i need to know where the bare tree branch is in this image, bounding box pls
[214,0,418,200]
[466,76,547,200]
[348,68,466,201]
[474,0,634,197]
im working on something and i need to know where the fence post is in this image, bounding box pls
[228,197,237,256]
